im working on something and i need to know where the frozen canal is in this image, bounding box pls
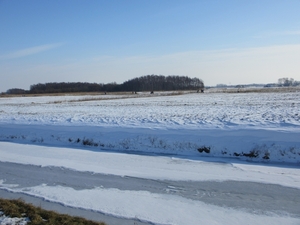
[1,161,299,217]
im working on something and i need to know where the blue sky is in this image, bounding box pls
[1,0,300,92]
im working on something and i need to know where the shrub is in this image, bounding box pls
[242,150,259,158]
[263,152,270,160]
[197,146,211,153]
[82,138,98,146]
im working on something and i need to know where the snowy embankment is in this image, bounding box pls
[0,92,299,163]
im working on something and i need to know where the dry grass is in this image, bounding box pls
[1,90,186,99]
[0,198,106,225]
[1,92,108,98]
[2,86,299,99]
[41,91,189,104]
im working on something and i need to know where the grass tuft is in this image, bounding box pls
[0,198,106,225]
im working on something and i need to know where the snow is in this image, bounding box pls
[0,92,299,163]
[0,211,29,225]
[0,92,300,224]
[0,142,299,188]
[0,142,299,225]
[1,92,299,129]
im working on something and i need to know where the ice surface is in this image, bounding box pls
[0,142,299,225]
[12,185,300,225]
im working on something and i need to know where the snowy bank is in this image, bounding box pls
[0,92,299,163]
[0,124,299,164]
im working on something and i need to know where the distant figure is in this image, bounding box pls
[104,92,106,95]
[150,91,154,94]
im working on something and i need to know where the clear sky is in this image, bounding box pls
[1,0,300,92]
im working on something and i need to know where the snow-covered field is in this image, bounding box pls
[0,91,299,163]
[0,91,300,225]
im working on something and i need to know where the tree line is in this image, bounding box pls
[277,78,300,87]
[6,75,204,94]
[121,75,204,92]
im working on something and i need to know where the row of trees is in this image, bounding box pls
[121,75,204,92]
[278,78,300,87]
[214,77,300,89]
[6,75,204,94]
[29,82,118,94]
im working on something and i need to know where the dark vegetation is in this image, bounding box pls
[198,147,272,160]
[197,146,211,153]
[6,75,204,94]
[216,77,300,89]
[0,198,106,225]
[232,150,259,158]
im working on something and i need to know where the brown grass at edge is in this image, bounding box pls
[0,90,188,98]
[0,91,133,98]
[0,198,106,225]
[1,86,300,98]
